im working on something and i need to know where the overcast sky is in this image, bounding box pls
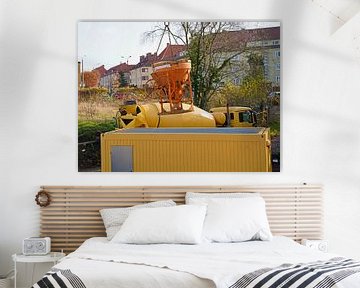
[78,21,280,71]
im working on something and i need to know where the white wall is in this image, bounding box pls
[1,0,360,285]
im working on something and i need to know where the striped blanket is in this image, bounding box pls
[32,258,360,288]
[230,258,360,288]
[32,268,86,288]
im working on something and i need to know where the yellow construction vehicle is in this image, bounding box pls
[210,106,257,127]
[115,102,258,129]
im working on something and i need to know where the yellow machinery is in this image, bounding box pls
[103,58,271,172]
[115,59,218,128]
[210,106,257,127]
[115,60,256,129]
[115,101,257,129]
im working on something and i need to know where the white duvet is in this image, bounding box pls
[53,237,360,288]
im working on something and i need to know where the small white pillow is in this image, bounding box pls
[111,205,207,244]
[186,192,259,205]
[100,200,176,240]
[202,197,272,243]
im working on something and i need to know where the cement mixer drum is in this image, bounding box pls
[151,59,193,114]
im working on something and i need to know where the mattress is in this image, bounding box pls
[34,236,360,288]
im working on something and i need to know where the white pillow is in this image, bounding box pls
[111,205,207,244]
[100,200,176,240]
[202,197,272,243]
[186,192,259,204]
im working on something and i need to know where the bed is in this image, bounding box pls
[33,185,360,288]
[33,236,360,288]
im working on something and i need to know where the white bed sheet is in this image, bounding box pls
[54,236,360,288]
[55,258,214,288]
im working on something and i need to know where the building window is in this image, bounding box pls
[273,40,279,45]
[141,68,148,73]
[276,63,280,70]
[142,76,149,81]
[274,51,280,57]
[276,76,280,83]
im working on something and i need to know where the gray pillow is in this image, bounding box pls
[186,192,259,204]
[100,200,176,240]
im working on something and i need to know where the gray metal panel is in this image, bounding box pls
[114,127,263,134]
[111,146,133,172]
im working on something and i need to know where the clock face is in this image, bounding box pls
[26,242,33,249]
[36,241,45,250]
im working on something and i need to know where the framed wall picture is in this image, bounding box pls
[78,21,280,172]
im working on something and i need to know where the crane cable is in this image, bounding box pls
[155,22,174,58]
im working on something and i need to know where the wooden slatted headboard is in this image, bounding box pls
[39,184,323,253]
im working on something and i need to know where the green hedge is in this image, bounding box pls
[78,120,116,170]
[78,120,116,142]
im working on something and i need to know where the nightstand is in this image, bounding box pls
[301,239,328,252]
[12,252,65,288]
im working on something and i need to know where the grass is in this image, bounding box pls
[78,99,119,121]
[78,87,157,122]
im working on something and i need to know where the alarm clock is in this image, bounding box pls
[23,237,51,255]
[301,239,328,252]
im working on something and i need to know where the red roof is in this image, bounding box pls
[213,26,280,51]
[105,63,135,75]
[132,45,186,69]
[92,65,107,77]
[157,44,186,61]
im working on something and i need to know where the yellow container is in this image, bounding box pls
[101,127,272,172]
